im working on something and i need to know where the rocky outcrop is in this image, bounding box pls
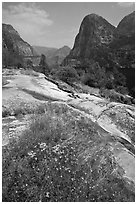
[2,23,36,56]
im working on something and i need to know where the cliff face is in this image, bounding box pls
[67,14,115,60]
[2,24,36,57]
[63,12,135,69]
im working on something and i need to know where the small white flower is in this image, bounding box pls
[28,151,36,158]
[46,192,50,198]
[39,143,47,149]
[54,158,58,162]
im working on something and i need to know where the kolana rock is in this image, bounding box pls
[63,12,135,68]
[63,13,115,66]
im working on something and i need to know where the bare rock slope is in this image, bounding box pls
[2,69,135,202]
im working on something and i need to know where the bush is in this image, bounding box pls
[39,54,50,75]
[81,62,107,88]
[55,66,79,84]
[3,50,24,68]
[115,86,128,95]
[113,67,127,87]
[26,59,33,69]
[99,88,132,105]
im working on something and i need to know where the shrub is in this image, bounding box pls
[3,50,24,68]
[99,88,132,105]
[115,86,128,95]
[26,59,33,69]
[39,54,50,75]
[105,80,114,89]
[113,67,127,87]
[55,66,79,84]
[81,62,107,88]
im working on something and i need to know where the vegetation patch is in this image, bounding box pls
[3,102,135,202]
[53,66,79,85]
[2,103,46,118]
[99,88,133,105]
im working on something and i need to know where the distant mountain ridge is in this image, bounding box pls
[33,45,71,66]
[33,46,58,58]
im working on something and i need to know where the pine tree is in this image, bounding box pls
[39,54,49,75]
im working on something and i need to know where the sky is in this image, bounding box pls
[2,2,135,48]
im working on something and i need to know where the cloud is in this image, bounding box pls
[117,2,135,7]
[2,3,53,45]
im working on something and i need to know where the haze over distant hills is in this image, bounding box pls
[33,45,71,66]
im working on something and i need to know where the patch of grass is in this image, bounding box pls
[2,103,135,202]
[2,103,46,118]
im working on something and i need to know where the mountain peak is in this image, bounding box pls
[115,11,135,36]
[61,45,70,49]
[65,13,115,60]
[2,23,20,37]
[82,13,115,28]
